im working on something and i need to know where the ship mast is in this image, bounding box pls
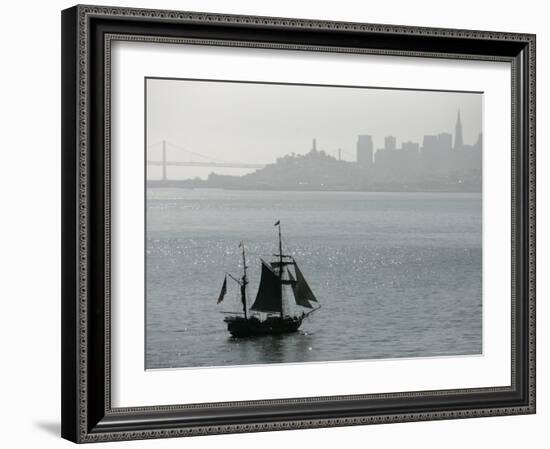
[276,221,285,318]
[240,241,248,319]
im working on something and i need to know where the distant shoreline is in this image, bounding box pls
[146,181,481,194]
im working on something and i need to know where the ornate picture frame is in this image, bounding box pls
[61,4,535,443]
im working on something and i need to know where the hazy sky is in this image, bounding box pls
[146,78,482,180]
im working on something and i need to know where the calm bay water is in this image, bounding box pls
[146,189,482,369]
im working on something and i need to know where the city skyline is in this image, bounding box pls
[356,109,481,166]
[147,108,481,193]
[146,78,482,181]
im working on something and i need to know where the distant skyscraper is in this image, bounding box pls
[422,135,439,153]
[454,109,463,150]
[401,141,420,173]
[384,136,397,151]
[357,135,373,167]
[474,133,483,151]
[421,133,452,174]
[438,132,453,151]
[402,141,420,153]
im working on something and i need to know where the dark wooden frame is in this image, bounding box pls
[61,4,536,443]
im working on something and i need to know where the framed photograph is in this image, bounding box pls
[61,4,536,443]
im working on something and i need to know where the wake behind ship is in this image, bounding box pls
[216,221,321,337]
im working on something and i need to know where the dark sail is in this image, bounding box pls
[250,260,282,313]
[292,262,317,304]
[288,269,313,308]
[217,276,227,304]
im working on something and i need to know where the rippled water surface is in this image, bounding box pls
[146,189,482,369]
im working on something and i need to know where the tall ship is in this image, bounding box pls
[216,221,321,337]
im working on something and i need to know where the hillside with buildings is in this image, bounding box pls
[151,111,482,193]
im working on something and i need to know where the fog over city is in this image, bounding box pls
[146,78,482,192]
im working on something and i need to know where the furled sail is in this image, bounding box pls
[288,269,313,309]
[292,262,317,306]
[250,260,282,313]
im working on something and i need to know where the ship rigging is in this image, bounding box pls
[217,221,321,337]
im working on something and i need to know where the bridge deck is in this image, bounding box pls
[147,160,265,169]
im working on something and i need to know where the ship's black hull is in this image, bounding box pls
[224,315,303,338]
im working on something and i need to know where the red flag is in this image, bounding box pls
[217,276,227,304]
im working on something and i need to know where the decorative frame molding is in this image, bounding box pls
[61,4,536,443]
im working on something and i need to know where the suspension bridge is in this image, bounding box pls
[147,140,266,180]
